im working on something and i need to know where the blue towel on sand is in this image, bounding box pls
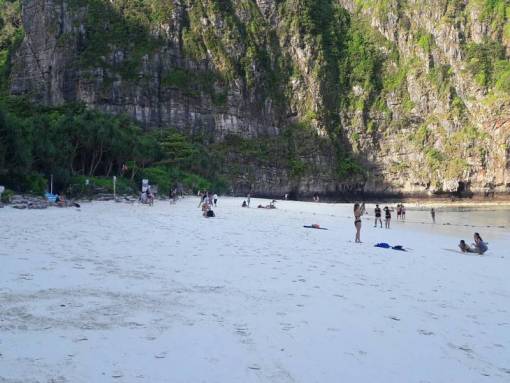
[375,243,407,251]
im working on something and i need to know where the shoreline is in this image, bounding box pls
[4,192,510,210]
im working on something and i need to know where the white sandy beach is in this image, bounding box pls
[1,197,509,383]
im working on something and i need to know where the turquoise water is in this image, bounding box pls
[407,207,510,228]
[393,206,510,240]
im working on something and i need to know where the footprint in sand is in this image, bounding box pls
[280,322,294,331]
[234,324,250,337]
[418,329,434,336]
[18,273,33,280]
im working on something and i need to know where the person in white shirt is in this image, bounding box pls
[213,194,218,206]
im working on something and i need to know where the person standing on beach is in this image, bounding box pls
[213,193,218,207]
[401,204,406,221]
[384,206,392,229]
[396,204,402,220]
[247,193,251,207]
[374,204,382,228]
[431,208,436,223]
[354,203,362,243]
[360,202,366,215]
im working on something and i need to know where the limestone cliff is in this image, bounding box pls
[6,0,510,197]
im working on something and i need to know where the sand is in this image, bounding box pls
[1,197,509,382]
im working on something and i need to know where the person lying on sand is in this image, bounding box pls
[257,201,277,209]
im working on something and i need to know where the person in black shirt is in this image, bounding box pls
[384,206,392,229]
[374,204,382,228]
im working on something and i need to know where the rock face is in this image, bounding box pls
[8,0,510,197]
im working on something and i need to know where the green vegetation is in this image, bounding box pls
[0,0,22,93]
[0,97,229,195]
[416,30,435,53]
[465,40,508,88]
[67,0,164,78]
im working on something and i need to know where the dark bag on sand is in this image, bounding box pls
[392,245,406,251]
[206,210,215,217]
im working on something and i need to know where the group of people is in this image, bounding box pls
[459,233,488,255]
[373,204,394,229]
[353,202,392,243]
[257,200,276,209]
[197,190,218,207]
[140,186,154,206]
[354,202,489,255]
[198,190,218,218]
[396,204,406,221]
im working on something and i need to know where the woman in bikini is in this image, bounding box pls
[384,206,392,228]
[354,203,362,243]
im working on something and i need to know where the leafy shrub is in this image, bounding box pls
[1,188,13,203]
[1,173,47,195]
[181,173,211,193]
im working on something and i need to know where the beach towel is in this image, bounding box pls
[375,243,407,251]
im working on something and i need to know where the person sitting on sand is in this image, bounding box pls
[55,193,66,207]
[473,232,488,254]
[206,208,215,218]
[242,200,248,208]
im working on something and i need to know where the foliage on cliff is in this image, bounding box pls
[0,0,22,92]
[0,97,225,194]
